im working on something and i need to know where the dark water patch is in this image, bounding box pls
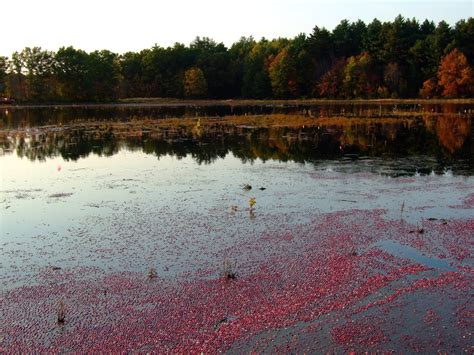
[48,193,74,198]
[374,240,456,271]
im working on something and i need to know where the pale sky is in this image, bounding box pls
[2,0,472,56]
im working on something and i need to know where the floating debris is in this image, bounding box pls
[147,267,158,279]
[213,315,236,331]
[48,193,74,198]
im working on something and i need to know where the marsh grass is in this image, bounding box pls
[222,259,237,280]
[416,222,425,234]
[57,299,65,324]
[147,268,158,279]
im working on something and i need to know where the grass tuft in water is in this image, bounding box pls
[57,299,65,324]
[222,259,237,280]
[148,268,158,279]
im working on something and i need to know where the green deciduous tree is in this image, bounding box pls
[87,50,121,101]
[342,52,375,98]
[241,40,272,98]
[55,46,90,102]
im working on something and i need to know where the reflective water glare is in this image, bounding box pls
[0,104,473,352]
[1,105,472,285]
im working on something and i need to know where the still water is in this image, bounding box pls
[1,104,473,290]
[1,104,473,352]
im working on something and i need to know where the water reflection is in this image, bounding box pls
[1,113,472,176]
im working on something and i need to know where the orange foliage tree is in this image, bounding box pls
[419,78,440,98]
[437,48,473,98]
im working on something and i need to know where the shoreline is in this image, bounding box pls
[1,98,474,109]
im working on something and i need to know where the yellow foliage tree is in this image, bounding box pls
[183,67,207,98]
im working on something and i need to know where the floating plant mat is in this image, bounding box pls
[0,112,473,352]
[1,208,472,352]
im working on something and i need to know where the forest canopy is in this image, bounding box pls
[1,16,473,102]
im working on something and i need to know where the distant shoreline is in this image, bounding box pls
[1,98,474,109]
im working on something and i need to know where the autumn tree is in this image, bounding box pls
[342,52,375,98]
[318,59,345,98]
[438,48,473,98]
[419,78,440,98]
[2,16,472,102]
[183,67,207,98]
[268,48,291,98]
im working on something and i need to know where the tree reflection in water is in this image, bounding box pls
[1,113,472,175]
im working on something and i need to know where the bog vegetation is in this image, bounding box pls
[0,16,473,103]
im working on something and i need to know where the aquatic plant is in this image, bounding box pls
[57,299,65,324]
[222,259,237,280]
[416,224,424,234]
[1,208,472,352]
[249,197,256,210]
[148,267,158,279]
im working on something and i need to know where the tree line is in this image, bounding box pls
[0,16,473,103]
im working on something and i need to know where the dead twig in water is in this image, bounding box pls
[57,299,65,324]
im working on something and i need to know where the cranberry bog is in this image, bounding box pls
[1,109,473,352]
